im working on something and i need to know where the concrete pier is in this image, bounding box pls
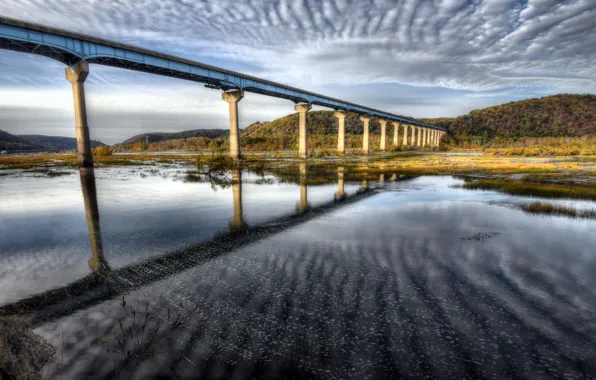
[297,162,309,212]
[334,111,346,153]
[79,167,109,273]
[403,124,409,146]
[410,125,416,146]
[360,116,370,154]
[379,119,387,151]
[335,166,346,201]
[417,127,422,147]
[295,103,312,159]
[65,61,92,168]
[222,90,244,160]
[423,128,428,147]
[229,169,247,231]
[393,122,400,146]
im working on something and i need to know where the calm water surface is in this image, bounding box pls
[0,164,595,379]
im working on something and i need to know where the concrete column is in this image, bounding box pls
[334,111,346,154]
[222,90,244,160]
[417,127,422,147]
[403,124,409,146]
[379,119,387,151]
[360,116,370,154]
[65,61,92,168]
[423,128,428,147]
[79,167,109,274]
[295,103,312,159]
[335,166,346,201]
[393,122,400,146]
[297,162,309,212]
[229,169,247,231]
[410,125,416,146]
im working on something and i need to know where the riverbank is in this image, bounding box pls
[1,151,594,176]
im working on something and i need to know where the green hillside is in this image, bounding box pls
[421,94,596,138]
[118,129,229,145]
[0,130,105,152]
[242,111,385,137]
[0,130,41,151]
[18,135,105,150]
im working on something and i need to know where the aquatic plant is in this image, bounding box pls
[101,297,183,379]
[521,202,596,219]
[459,178,596,200]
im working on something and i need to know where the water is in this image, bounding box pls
[1,164,595,379]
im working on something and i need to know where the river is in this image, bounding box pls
[1,164,595,379]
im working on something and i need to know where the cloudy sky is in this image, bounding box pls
[1,0,595,144]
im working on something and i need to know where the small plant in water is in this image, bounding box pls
[521,201,596,219]
[102,296,184,379]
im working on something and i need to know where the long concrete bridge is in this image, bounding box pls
[0,16,446,166]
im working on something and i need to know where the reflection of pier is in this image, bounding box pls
[228,169,247,231]
[0,167,377,325]
[80,167,109,274]
[297,162,310,212]
[335,167,346,201]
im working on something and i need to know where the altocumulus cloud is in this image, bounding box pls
[0,0,596,142]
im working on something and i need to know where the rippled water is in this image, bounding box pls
[1,165,595,379]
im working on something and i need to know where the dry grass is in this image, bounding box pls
[459,178,596,200]
[0,317,55,380]
[521,201,596,219]
[1,152,595,180]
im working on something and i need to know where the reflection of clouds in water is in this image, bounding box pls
[0,167,361,304]
[37,194,596,379]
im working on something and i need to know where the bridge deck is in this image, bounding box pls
[0,15,444,130]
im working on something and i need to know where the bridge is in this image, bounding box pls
[0,16,446,166]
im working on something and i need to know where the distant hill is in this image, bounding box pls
[421,94,596,138]
[118,129,229,145]
[0,130,41,151]
[18,135,105,150]
[0,130,105,152]
[243,95,596,139]
[242,111,387,137]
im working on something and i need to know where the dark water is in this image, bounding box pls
[1,164,595,379]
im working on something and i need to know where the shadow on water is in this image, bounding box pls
[36,214,596,379]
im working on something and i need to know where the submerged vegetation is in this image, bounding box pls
[521,201,596,219]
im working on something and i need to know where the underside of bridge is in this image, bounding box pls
[0,16,447,165]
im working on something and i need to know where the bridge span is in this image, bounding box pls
[0,16,446,166]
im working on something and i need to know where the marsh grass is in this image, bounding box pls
[26,168,73,178]
[2,153,595,184]
[100,297,184,379]
[459,178,596,200]
[521,201,596,219]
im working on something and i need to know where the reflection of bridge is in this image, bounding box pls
[0,16,446,165]
[0,165,376,324]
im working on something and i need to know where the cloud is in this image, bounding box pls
[1,0,596,141]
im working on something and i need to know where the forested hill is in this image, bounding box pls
[118,129,229,145]
[421,94,596,137]
[243,111,386,137]
[0,130,105,151]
